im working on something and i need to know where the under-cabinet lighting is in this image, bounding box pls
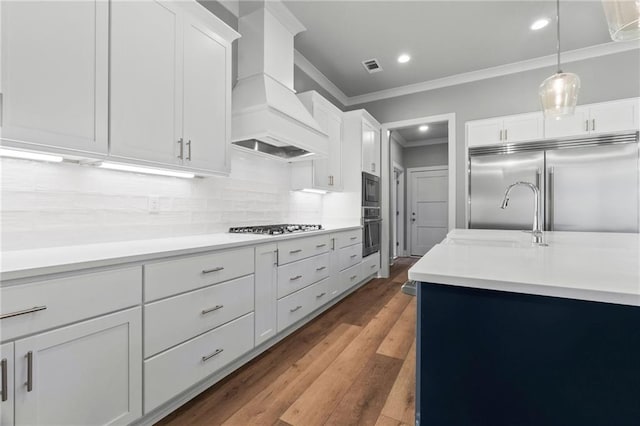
[0,148,63,162]
[299,188,328,194]
[98,162,195,178]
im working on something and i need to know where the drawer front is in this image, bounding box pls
[276,281,319,332]
[361,253,380,278]
[277,253,330,299]
[144,312,254,412]
[334,229,362,249]
[1,267,141,341]
[340,263,362,292]
[277,235,331,265]
[145,247,254,302]
[144,275,254,358]
[338,244,363,271]
[312,277,332,308]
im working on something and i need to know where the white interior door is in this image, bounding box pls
[410,168,448,256]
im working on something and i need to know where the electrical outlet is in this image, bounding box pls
[148,196,160,213]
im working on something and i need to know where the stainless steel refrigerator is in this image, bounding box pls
[468,132,639,233]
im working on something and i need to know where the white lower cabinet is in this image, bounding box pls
[0,342,14,426]
[144,312,254,412]
[338,243,363,271]
[340,263,363,293]
[277,253,330,298]
[12,308,142,426]
[361,253,380,278]
[277,278,329,332]
[254,244,278,347]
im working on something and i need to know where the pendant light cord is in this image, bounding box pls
[556,0,562,73]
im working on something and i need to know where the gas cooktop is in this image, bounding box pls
[229,224,323,235]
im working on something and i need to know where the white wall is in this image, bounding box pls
[390,133,405,169]
[0,150,323,250]
[403,143,448,169]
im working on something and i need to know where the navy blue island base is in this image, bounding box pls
[416,282,640,426]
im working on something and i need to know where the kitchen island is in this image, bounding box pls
[408,229,640,426]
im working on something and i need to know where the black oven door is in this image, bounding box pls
[363,219,381,257]
[362,172,380,207]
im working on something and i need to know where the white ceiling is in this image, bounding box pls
[283,1,613,98]
[395,121,448,143]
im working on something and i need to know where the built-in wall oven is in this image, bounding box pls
[362,172,381,257]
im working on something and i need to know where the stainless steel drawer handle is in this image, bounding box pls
[290,275,303,281]
[0,306,47,320]
[316,292,326,298]
[316,244,326,248]
[350,275,357,280]
[289,249,302,254]
[290,305,302,313]
[26,351,33,392]
[350,236,358,240]
[202,267,224,274]
[316,266,327,271]
[370,264,376,269]
[201,305,224,315]
[1,358,7,402]
[350,254,358,258]
[201,348,223,362]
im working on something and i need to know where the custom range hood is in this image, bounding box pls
[231,0,328,161]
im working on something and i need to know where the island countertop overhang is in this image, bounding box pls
[408,229,640,306]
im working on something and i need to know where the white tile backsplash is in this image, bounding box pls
[1,150,323,250]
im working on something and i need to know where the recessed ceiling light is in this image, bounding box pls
[397,53,411,64]
[531,18,550,31]
[419,125,429,132]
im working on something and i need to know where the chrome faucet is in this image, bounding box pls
[500,181,544,244]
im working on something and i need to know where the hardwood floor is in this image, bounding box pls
[158,257,418,426]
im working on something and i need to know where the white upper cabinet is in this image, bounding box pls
[362,117,381,176]
[110,0,181,166]
[545,98,639,139]
[110,0,238,175]
[291,91,344,192]
[0,0,109,155]
[467,112,543,147]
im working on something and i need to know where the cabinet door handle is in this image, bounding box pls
[316,292,326,298]
[592,119,596,132]
[504,129,508,141]
[316,243,326,248]
[26,351,33,392]
[290,275,303,281]
[201,305,224,315]
[187,140,192,161]
[0,305,47,320]
[201,348,223,362]
[202,266,224,274]
[1,358,7,402]
[499,129,503,141]
[585,120,589,131]
[290,305,302,313]
[316,266,327,271]
[177,138,184,159]
[371,163,375,172]
[289,249,302,254]
[350,275,358,280]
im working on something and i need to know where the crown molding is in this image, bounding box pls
[217,0,239,17]
[295,41,638,107]
[390,131,408,148]
[294,50,349,107]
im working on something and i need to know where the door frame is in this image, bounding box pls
[380,113,456,277]
[407,166,449,257]
[392,162,405,258]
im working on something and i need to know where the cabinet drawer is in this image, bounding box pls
[334,229,362,249]
[361,253,380,278]
[312,277,332,308]
[277,235,331,265]
[277,253,330,299]
[338,244,363,271]
[340,263,362,292]
[277,278,328,332]
[144,275,254,358]
[145,247,254,302]
[1,267,141,341]
[144,312,254,412]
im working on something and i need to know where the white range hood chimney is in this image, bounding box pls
[231,0,328,160]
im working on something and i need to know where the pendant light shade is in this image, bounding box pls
[539,72,581,119]
[601,0,640,41]
[539,0,580,118]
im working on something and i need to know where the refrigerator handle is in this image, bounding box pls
[548,167,555,231]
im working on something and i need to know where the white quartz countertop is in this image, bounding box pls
[0,225,362,282]
[408,229,640,306]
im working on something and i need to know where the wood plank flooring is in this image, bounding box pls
[158,257,418,426]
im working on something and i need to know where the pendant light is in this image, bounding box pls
[539,0,581,119]
[601,0,640,41]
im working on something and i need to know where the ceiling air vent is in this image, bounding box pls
[362,58,383,74]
